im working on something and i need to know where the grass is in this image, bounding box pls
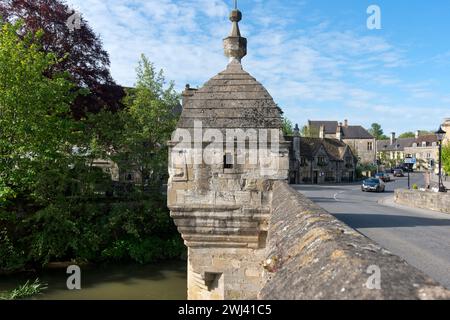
[0,278,47,300]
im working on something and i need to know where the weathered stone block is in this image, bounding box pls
[395,189,450,214]
[259,182,450,300]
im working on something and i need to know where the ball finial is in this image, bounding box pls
[230,9,242,22]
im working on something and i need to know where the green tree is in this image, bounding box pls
[117,55,180,188]
[282,117,294,136]
[301,125,319,138]
[399,132,415,138]
[0,21,76,206]
[368,123,388,140]
[442,143,450,174]
[0,24,185,271]
[0,21,79,270]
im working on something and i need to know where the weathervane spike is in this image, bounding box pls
[223,1,247,64]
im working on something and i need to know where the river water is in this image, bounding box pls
[0,260,187,300]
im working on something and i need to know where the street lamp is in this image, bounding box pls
[435,126,447,192]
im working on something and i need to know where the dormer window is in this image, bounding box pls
[422,141,427,147]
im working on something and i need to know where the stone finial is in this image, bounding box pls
[223,6,247,64]
[294,124,300,136]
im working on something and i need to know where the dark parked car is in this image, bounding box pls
[362,178,386,193]
[375,172,390,182]
[393,169,404,177]
[402,164,414,173]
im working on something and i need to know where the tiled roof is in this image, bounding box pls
[308,121,374,139]
[414,134,438,146]
[377,138,415,151]
[377,135,439,151]
[341,126,374,139]
[298,137,352,161]
[177,61,283,129]
[308,121,338,134]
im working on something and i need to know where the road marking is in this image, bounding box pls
[333,191,345,202]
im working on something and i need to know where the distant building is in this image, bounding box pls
[442,118,450,145]
[376,132,415,166]
[377,131,439,171]
[287,126,357,184]
[307,120,375,165]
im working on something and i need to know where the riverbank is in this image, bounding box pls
[0,261,187,300]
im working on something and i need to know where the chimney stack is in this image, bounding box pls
[336,123,343,141]
[390,132,396,145]
[344,119,348,127]
[319,125,325,139]
[415,130,420,139]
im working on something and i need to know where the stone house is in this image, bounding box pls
[376,132,415,167]
[287,126,358,184]
[307,120,375,165]
[404,134,439,171]
[442,118,450,145]
[377,131,439,171]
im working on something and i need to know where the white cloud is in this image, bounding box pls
[65,0,448,133]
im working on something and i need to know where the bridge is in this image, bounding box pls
[167,5,450,300]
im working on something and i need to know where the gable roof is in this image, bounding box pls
[298,137,355,161]
[308,120,374,139]
[377,138,415,151]
[341,126,374,139]
[377,134,439,151]
[415,134,438,146]
[308,121,338,134]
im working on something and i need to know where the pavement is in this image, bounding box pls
[431,173,450,189]
[293,173,450,289]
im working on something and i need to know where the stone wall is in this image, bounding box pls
[187,247,266,300]
[258,182,450,300]
[343,138,376,165]
[395,189,450,214]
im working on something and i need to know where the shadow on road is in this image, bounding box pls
[333,213,450,229]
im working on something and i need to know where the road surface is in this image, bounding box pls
[293,173,450,289]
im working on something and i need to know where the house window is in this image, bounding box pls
[367,141,373,151]
[317,156,326,166]
[126,173,134,181]
[224,153,233,169]
[427,153,431,159]
[300,157,307,166]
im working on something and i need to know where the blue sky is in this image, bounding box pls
[66,0,450,134]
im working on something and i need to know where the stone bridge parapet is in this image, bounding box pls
[259,182,450,300]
